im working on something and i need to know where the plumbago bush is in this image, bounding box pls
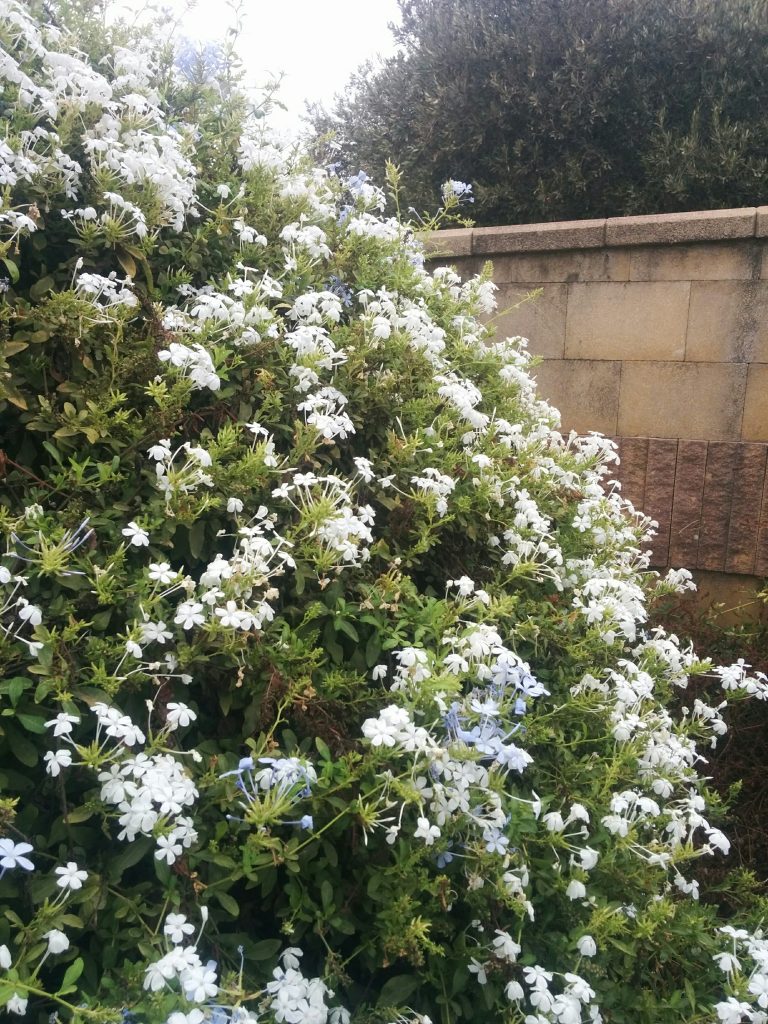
[2,3,768,1023]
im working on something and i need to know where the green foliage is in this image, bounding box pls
[0,3,767,1024]
[310,0,768,225]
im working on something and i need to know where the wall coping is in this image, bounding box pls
[424,206,768,257]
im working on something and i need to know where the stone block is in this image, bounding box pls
[698,443,738,571]
[686,282,768,362]
[532,359,620,435]
[757,466,768,576]
[617,362,748,440]
[606,208,756,247]
[668,440,707,569]
[422,228,473,257]
[565,282,690,361]
[473,218,606,255]
[743,363,768,442]
[616,436,649,509]
[756,207,768,238]
[629,242,758,282]
[492,284,568,359]
[490,249,630,284]
[644,438,679,566]
[724,444,768,574]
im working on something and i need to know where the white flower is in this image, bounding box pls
[505,980,524,1001]
[148,562,176,584]
[45,712,80,737]
[566,879,587,900]
[414,816,440,846]
[164,912,195,945]
[166,703,197,729]
[468,958,488,984]
[227,497,244,513]
[0,944,12,969]
[0,840,34,871]
[577,935,597,957]
[492,930,521,962]
[7,993,27,1016]
[155,835,183,864]
[55,861,88,890]
[175,601,205,630]
[44,749,73,777]
[182,963,218,1002]
[122,521,150,547]
[44,929,69,954]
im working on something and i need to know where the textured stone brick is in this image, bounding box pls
[491,249,630,284]
[565,282,689,361]
[757,465,768,576]
[644,439,678,566]
[698,443,738,570]
[532,359,620,434]
[606,208,756,247]
[617,362,747,440]
[629,242,759,282]
[668,440,707,568]
[743,364,768,442]
[686,282,768,362]
[473,219,606,254]
[493,284,567,359]
[616,437,649,509]
[756,207,768,238]
[725,444,768,574]
[422,228,473,257]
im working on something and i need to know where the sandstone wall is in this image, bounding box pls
[427,209,768,601]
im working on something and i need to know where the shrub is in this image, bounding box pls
[1,3,768,1023]
[309,0,768,226]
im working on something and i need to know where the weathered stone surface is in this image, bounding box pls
[606,208,757,247]
[616,437,649,509]
[757,464,768,576]
[473,218,606,254]
[493,284,567,359]
[617,362,747,440]
[686,282,768,363]
[644,439,678,566]
[668,440,707,568]
[421,228,473,257]
[532,359,620,434]
[565,282,690,361]
[724,444,768,574]
[742,364,768,442]
[629,242,759,282]
[698,443,738,570]
[756,207,768,238]
[491,249,630,284]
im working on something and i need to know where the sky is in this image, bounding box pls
[146,0,404,132]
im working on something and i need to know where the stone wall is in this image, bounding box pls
[427,208,768,599]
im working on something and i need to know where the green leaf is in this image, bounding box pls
[57,957,84,995]
[377,974,420,1007]
[250,939,283,960]
[6,727,38,767]
[321,879,334,910]
[29,274,55,301]
[1,257,19,283]
[215,891,239,916]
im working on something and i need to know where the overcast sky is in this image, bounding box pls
[151,0,403,131]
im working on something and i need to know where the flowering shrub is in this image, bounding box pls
[1,3,768,1023]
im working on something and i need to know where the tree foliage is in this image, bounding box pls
[310,0,768,225]
[1,3,768,1024]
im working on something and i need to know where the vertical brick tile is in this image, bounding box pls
[644,439,679,566]
[616,437,649,509]
[668,441,708,568]
[725,444,768,573]
[697,443,739,570]
[751,452,768,576]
